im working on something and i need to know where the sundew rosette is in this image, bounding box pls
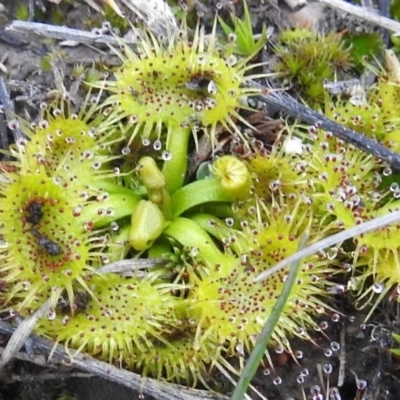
[96,20,267,193]
[100,21,262,143]
[0,169,97,310]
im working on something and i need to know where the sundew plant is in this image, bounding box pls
[1,2,400,397]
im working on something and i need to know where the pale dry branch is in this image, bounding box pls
[0,319,228,400]
[319,0,400,33]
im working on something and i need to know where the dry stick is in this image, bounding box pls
[0,320,228,400]
[318,0,400,33]
[0,76,24,146]
[0,300,52,369]
[5,21,136,46]
[1,370,93,383]
[338,328,346,387]
[0,347,54,368]
[97,257,165,273]
[253,87,400,171]
[0,106,8,158]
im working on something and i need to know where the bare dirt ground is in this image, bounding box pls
[0,1,400,399]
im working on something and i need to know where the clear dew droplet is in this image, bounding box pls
[121,147,131,155]
[83,150,93,159]
[301,368,309,377]
[161,150,172,161]
[328,284,346,294]
[296,326,306,336]
[294,350,303,359]
[102,20,111,30]
[323,348,333,357]
[47,309,56,320]
[8,119,19,130]
[235,343,244,356]
[383,167,392,176]
[320,321,329,330]
[225,218,234,227]
[110,221,119,231]
[273,377,282,385]
[153,140,162,151]
[323,364,333,374]
[207,80,217,94]
[228,32,236,42]
[341,262,352,272]
[331,341,340,351]
[142,137,151,146]
[372,282,385,293]
[357,379,367,390]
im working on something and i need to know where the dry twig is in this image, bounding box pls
[319,0,400,33]
[0,319,228,400]
[6,21,136,46]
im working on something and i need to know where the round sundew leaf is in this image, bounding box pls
[187,199,335,355]
[36,272,181,364]
[96,21,263,146]
[0,170,95,310]
[16,97,116,195]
